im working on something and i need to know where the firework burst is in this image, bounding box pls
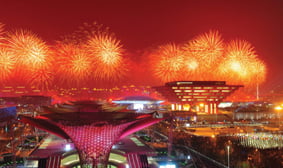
[182,56,200,80]
[247,59,266,86]
[28,64,54,90]
[54,43,93,87]
[149,43,185,82]
[6,29,50,68]
[4,29,52,88]
[0,48,16,82]
[86,33,127,80]
[183,30,224,66]
[218,39,262,86]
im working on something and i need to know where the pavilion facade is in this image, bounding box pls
[154,81,243,114]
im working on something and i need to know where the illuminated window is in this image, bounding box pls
[181,99,187,101]
[193,96,207,98]
[183,104,190,111]
[133,104,143,111]
[174,90,181,92]
[222,90,230,92]
[196,99,205,101]
[193,87,202,89]
[171,104,175,110]
[210,90,219,92]
[183,96,191,98]
[203,87,213,89]
[194,90,206,92]
[172,87,178,89]
[201,93,211,95]
[184,90,192,92]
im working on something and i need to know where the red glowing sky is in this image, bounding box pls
[0,0,283,92]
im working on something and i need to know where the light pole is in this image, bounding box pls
[227,145,230,168]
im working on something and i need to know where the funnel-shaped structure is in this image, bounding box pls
[18,101,166,168]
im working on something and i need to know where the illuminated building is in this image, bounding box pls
[112,96,164,112]
[18,101,166,168]
[154,81,243,114]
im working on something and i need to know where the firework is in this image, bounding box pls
[149,43,185,82]
[86,33,127,80]
[246,59,266,86]
[54,43,93,87]
[0,21,268,93]
[59,22,108,45]
[0,23,5,46]
[28,54,54,90]
[6,29,50,68]
[5,29,52,88]
[218,58,249,84]
[225,39,257,59]
[218,39,263,86]
[183,30,224,72]
[0,48,15,82]
[182,52,201,80]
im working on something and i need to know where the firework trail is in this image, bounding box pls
[59,22,109,45]
[28,49,54,90]
[0,23,6,46]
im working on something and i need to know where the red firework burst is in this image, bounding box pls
[0,48,15,82]
[183,30,224,66]
[4,29,52,87]
[7,29,49,68]
[86,33,127,80]
[149,43,185,82]
[54,43,93,87]
[218,39,266,86]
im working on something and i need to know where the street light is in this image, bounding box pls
[227,145,230,168]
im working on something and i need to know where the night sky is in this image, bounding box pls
[0,0,283,93]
